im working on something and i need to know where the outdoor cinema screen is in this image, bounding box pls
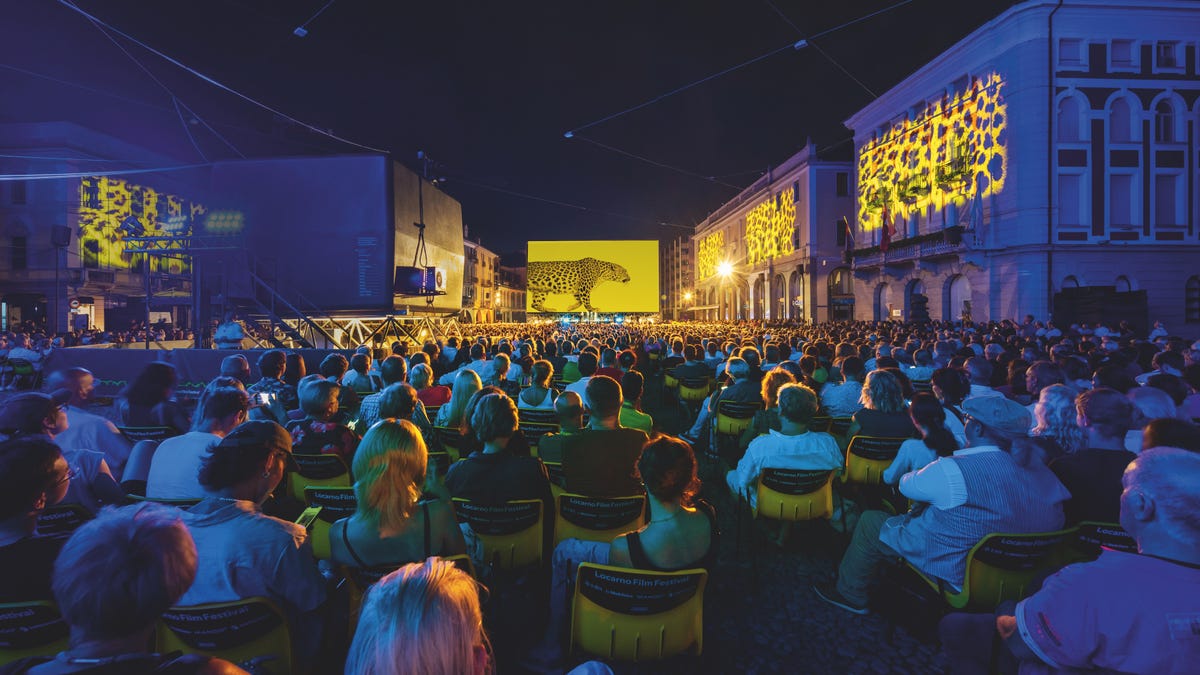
[527,240,658,313]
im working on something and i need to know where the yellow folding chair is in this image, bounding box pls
[518,408,559,426]
[302,486,358,561]
[912,529,1073,611]
[737,469,837,586]
[519,421,560,450]
[842,436,907,485]
[451,498,544,570]
[677,377,710,411]
[157,597,292,674]
[663,369,680,390]
[287,453,351,503]
[0,601,68,665]
[35,503,93,538]
[827,416,854,439]
[714,400,761,460]
[1057,521,1136,565]
[569,563,707,662]
[554,493,646,545]
[432,426,467,462]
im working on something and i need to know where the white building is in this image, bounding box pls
[691,142,854,322]
[660,235,692,320]
[844,0,1200,330]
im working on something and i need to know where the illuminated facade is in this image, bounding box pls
[462,233,500,323]
[660,235,692,320]
[845,0,1200,328]
[691,142,853,322]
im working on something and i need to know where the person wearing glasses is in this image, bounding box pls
[0,435,72,603]
[815,395,1069,615]
[0,390,123,514]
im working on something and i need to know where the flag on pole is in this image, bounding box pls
[880,203,894,253]
[841,216,854,252]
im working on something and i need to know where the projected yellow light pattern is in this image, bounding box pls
[745,188,796,265]
[697,231,724,280]
[857,72,1008,230]
[78,177,206,271]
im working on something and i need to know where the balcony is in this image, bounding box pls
[851,228,970,269]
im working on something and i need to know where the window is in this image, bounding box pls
[10,180,26,205]
[1111,39,1135,69]
[1109,97,1135,143]
[835,218,846,247]
[1058,174,1083,226]
[1058,38,1083,67]
[1110,174,1134,228]
[1057,97,1083,142]
[1155,41,1179,69]
[1187,277,1200,323]
[1155,173,1181,227]
[836,172,849,197]
[1155,100,1176,143]
[82,238,100,269]
[11,236,27,270]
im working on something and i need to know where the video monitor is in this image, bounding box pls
[526,240,659,313]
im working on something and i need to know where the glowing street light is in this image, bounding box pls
[717,261,734,278]
[683,291,693,302]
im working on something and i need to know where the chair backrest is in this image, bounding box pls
[755,469,835,521]
[911,380,934,394]
[956,529,1073,610]
[423,404,442,421]
[519,421,560,448]
[433,426,467,460]
[518,408,559,426]
[809,415,833,433]
[663,369,680,389]
[1061,521,1137,564]
[543,461,565,487]
[35,503,94,539]
[451,498,543,570]
[427,451,453,477]
[0,601,69,665]
[715,400,761,435]
[8,359,35,376]
[157,597,292,673]
[117,426,177,443]
[554,493,646,545]
[678,378,710,403]
[844,436,908,484]
[827,417,854,437]
[570,563,707,661]
[303,486,359,561]
[287,453,351,502]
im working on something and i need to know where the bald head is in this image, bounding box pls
[554,391,584,429]
[1123,447,1200,547]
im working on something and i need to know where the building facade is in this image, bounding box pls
[691,142,854,323]
[497,264,527,323]
[844,0,1200,329]
[660,236,692,320]
[461,234,500,323]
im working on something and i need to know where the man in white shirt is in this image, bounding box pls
[437,343,489,386]
[963,357,1003,402]
[820,356,866,418]
[49,368,133,479]
[564,352,599,410]
[147,385,249,499]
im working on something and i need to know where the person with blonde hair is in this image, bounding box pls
[435,369,482,427]
[330,419,465,571]
[287,374,359,463]
[846,369,917,439]
[344,558,489,675]
[411,362,451,408]
[738,367,796,452]
[1030,384,1084,462]
[517,359,556,410]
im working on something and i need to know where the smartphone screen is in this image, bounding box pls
[295,506,322,531]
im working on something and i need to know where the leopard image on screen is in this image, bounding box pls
[527,257,631,312]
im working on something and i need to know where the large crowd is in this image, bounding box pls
[0,315,1198,674]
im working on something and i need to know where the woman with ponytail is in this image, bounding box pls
[883,393,961,484]
[330,419,465,571]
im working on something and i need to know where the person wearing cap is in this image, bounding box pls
[178,420,326,662]
[815,395,1069,615]
[0,391,124,514]
[0,436,72,603]
[46,367,134,479]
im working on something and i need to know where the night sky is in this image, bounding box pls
[2,0,1020,258]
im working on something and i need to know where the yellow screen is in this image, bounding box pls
[527,240,659,313]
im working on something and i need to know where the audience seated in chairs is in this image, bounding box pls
[4,504,246,674]
[319,354,359,419]
[820,356,866,419]
[411,363,451,408]
[329,419,465,572]
[1028,384,1085,463]
[683,357,758,445]
[114,361,191,436]
[846,369,918,441]
[617,371,653,433]
[287,375,359,464]
[0,391,122,515]
[47,368,132,479]
[0,436,71,604]
[671,345,710,382]
[815,396,1070,615]
[434,370,482,428]
[517,360,557,411]
[177,421,327,664]
[1049,387,1136,525]
[882,392,960,485]
[358,356,407,429]
[941,447,1200,674]
[738,368,796,453]
[246,349,298,426]
[930,366,971,447]
[481,353,521,400]
[146,385,249,501]
[536,391,584,466]
[561,376,648,497]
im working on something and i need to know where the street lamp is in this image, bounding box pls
[717,261,733,278]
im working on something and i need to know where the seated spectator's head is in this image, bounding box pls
[1073,387,1133,447]
[1092,364,1138,394]
[353,419,427,535]
[761,368,796,409]
[299,374,341,420]
[530,359,553,388]
[346,558,488,675]
[283,352,306,387]
[739,347,761,372]
[487,353,510,382]
[913,350,933,367]
[1151,350,1186,376]
[861,370,905,414]
[0,390,70,439]
[1120,447,1200,550]
[1142,418,1200,452]
[410,352,431,369]
[124,361,178,406]
[320,353,350,380]
[220,354,251,384]
[257,350,287,380]
[349,353,370,375]
[409,363,434,391]
[1033,384,1084,454]
[470,392,518,444]
[52,504,196,647]
[1025,361,1065,397]
[194,385,249,433]
[379,383,419,421]
[460,386,505,436]
[577,352,599,378]
[57,367,96,405]
[1147,374,1190,407]
[585,375,622,420]
[1128,386,1179,428]
[554,391,584,428]
[777,383,819,426]
[961,396,1033,453]
[469,343,486,361]
[380,355,408,386]
[725,357,750,382]
[618,349,637,371]
[637,435,699,508]
[930,367,970,405]
[839,356,866,382]
[965,357,993,386]
[909,392,958,457]
[621,371,645,405]
[0,436,69,524]
[198,421,294,502]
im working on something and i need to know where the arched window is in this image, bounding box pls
[1057,96,1083,142]
[1115,275,1132,292]
[1062,275,1080,289]
[1154,99,1176,143]
[1187,277,1200,323]
[1109,97,1135,143]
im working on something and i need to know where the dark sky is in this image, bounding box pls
[2,0,1019,257]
